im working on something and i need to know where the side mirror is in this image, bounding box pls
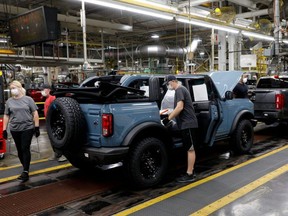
[225,91,233,100]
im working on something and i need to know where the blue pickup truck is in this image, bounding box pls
[46,71,255,187]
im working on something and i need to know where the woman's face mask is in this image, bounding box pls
[243,77,248,83]
[11,88,19,96]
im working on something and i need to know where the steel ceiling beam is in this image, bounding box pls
[227,0,257,10]
[178,0,220,8]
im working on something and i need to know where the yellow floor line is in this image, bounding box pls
[0,159,49,171]
[0,163,72,183]
[114,145,288,216]
[190,164,288,215]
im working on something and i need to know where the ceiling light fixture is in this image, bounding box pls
[129,0,178,12]
[242,31,274,41]
[0,38,8,43]
[151,34,159,39]
[177,17,239,34]
[81,0,174,20]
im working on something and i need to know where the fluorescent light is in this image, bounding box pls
[283,40,288,44]
[81,0,174,20]
[242,31,274,41]
[132,0,178,12]
[215,25,239,34]
[151,34,159,39]
[0,39,8,43]
[177,17,239,34]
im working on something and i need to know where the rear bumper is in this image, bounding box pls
[82,146,129,165]
[254,110,287,123]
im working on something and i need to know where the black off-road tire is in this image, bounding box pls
[46,97,86,150]
[230,119,254,154]
[127,137,168,188]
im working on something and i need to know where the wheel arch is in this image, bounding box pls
[230,110,254,135]
[122,122,173,149]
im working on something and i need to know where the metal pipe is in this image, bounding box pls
[235,9,269,18]
[101,29,105,69]
[274,0,281,73]
[81,0,88,68]
[66,32,69,60]
[211,28,214,71]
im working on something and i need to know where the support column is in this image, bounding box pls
[218,30,227,71]
[81,0,89,69]
[210,28,215,71]
[228,34,241,70]
[236,34,242,70]
[228,34,235,71]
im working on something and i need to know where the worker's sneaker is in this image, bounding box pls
[58,155,67,162]
[176,172,196,183]
[17,171,29,182]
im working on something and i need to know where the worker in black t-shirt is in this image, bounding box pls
[233,74,248,98]
[162,75,198,183]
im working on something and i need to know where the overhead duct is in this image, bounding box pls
[134,39,200,58]
[135,44,168,58]
[104,45,186,58]
[104,38,200,59]
[135,44,193,58]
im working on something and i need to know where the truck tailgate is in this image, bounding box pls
[254,89,277,110]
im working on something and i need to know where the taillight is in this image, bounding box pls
[275,94,285,109]
[102,114,113,137]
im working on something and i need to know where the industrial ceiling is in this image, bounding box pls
[0,0,287,70]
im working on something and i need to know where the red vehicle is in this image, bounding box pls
[0,72,6,159]
[26,88,45,102]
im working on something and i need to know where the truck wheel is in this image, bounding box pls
[46,97,86,150]
[231,119,254,154]
[127,137,168,188]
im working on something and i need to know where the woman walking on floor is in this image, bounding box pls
[2,80,40,182]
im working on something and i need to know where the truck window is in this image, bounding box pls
[257,78,288,88]
[127,79,149,89]
[188,79,209,102]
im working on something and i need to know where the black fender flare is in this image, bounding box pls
[230,110,254,134]
[122,122,172,147]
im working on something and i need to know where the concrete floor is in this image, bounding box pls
[119,146,288,216]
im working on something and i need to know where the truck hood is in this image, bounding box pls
[209,71,243,98]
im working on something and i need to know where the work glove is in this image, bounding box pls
[162,117,170,127]
[34,127,40,138]
[3,130,7,140]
